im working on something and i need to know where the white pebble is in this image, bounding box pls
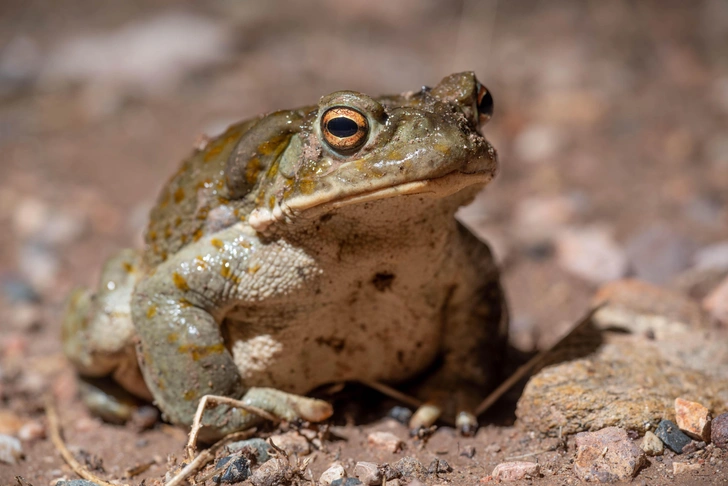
[319,462,346,485]
[0,434,23,465]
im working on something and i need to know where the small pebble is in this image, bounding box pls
[367,431,404,453]
[130,405,159,430]
[484,443,501,454]
[675,398,711,442]
[460,445,476,458]
[673,462,701,474]
[513,124,562,163]
[268,431,310,455]
[320,462,346,485]
[1,275,41,303]
[513,195,580,240]
[555,226,628,284]
[354,461,381,485]
[212,454,251,484]
[249,457,292,486]
[0,434,23,464]
[18,420,45,441]
[391,456,426,481]
[9,303,43,331]
[387,406,413,425]
[640,431,664,456]
[574,427,646,482]
[711,412,728,450]
[624,224,695,285]
[226,437,271,463]
[427,458,452,474]
[703,275,728,325]
[694,241,728,272]
[491,461,540,482]
[0,410,24,436]
[655,419,692,453]
[681,441,705,454]
[330,479,362,486]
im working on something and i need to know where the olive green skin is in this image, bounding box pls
[63,72,506,438]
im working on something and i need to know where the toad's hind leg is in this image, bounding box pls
[62,249,152,414]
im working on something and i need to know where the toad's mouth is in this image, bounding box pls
[323,170,493,210]
[248,169,493,233]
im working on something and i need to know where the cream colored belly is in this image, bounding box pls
[225,288,444,394]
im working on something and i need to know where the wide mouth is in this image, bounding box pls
[285,169,494,216]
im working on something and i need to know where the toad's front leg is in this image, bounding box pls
[410,223,508,435]
[131,223,331,440]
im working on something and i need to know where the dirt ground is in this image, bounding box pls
[1,1,727,485]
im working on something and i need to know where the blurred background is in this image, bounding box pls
[1,0,727,356]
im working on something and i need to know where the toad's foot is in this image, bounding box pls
[190,388,333,445]
[408,390,480,436]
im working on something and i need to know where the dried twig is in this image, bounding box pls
[165,429,256,486]
[358,379,423,409]
[475,306,602,416]
[186,394,279,460]
[45,394,128,486]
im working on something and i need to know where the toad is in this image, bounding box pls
[62,72,507,439]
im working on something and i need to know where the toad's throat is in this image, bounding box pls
[248,169,493,233]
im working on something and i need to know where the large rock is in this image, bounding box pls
[516,280,728,436]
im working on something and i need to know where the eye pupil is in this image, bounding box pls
[477,86,494,122]
[327,117,359,138]
[321,106,369,153]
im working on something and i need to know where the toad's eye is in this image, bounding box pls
[322,107,369,153]
[477,83,494,126]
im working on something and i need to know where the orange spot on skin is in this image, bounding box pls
[122,262,134,273]
[203,144,224,162]
[173,272,189,291]
[178,298,193,308]
[193,228,203,242]
[178,343,225,361]
[257,134,289,156]
[195,255,207,269]
[197,206,210,220]
[248,263,261,274]
[174,187,185,204]
[184,389,198,401]
[195,178,212,191]
[146,305,157,318]
[298,179,315,195]
[246,157,261,185]
[239,239,251,249]
[160,191,170,209]
[167,333,178,343]
[148,230,158,242]
[210,238,224,250]
[220,260,231,279]
[268,195,275,209]
[220,260,241,283]
[174,216,182,227]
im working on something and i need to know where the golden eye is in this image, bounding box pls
[477,83,494,125]
[321,107,369,153]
